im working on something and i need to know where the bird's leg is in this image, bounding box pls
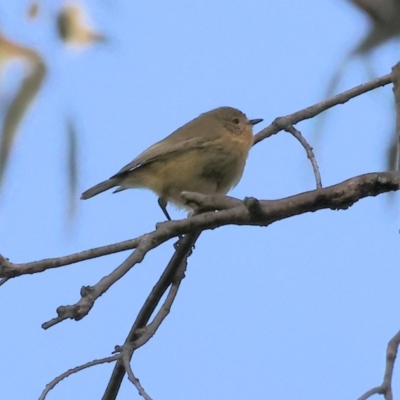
[158,197,185,248]
[158,197,172,221]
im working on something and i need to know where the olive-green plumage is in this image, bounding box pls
[81,107,262,215]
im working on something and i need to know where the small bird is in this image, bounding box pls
[81,107,263,219]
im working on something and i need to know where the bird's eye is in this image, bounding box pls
[232,118,240,124]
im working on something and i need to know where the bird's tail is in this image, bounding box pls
[81,178,119,200]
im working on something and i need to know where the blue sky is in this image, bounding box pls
[1,1,400,399]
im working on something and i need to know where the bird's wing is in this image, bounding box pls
[111,113,224,178]
[111,136,208,178]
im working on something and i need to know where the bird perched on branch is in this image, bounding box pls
[81,107,263,220]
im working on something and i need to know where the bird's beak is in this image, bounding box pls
[249,118,263,126]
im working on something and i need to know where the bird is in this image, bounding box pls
[81,106,263,220]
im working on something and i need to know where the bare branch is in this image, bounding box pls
[357,330,400,400]
[41,235,164,329]
[285,125,322,189]
[2,172,398,280]
[122,352,153,400]
[1,172,399,330]
[253,73,393,144]
[0,236,142,279]
[102,172,400,400]
[38,354,119,400]
[103,232,200,400]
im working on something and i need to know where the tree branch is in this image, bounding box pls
[253,73,393,144]
[103,231,200,400]
[357,330,400,400]
[285,125,322,189]
[1,172,398,331]
[38,354,120,400]
[1,172,398,285]
[0,236,142,278]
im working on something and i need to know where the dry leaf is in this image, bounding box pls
[27,1,40,20]
[313,1,400,143]
[0,33,46,190]
[349,0,400,54]
[57,2,106,48]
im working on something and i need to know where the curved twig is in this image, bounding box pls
[285,125,322,189]
[38,354,119,400]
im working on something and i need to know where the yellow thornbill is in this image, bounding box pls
[81,107,263,220]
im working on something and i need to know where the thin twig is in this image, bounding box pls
[0,236,142,279]
[285,125,322,189]
[42,235,164,328]
[357,329,400,400]
[38,354,119,400]
[123,356,153,400]
[253,73,393,144]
